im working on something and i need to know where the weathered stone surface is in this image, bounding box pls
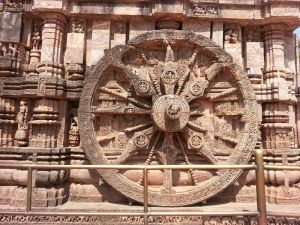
[0,0,300,222]
[0,12,22,42]
[86,20,110,66]
[65,33,85,64]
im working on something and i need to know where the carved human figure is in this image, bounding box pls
[224,29,239,44]
[69,108,80,147]
[193,5,205,15]
[8,43,18,58]
[71,18,86,33]
[17,99,28,129]
[32,29,41,50]
[15,99,29,147]
[0,42,8,56]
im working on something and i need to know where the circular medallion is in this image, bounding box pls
[136,80,150,95]
[79,30,259,206]
[189,134,203,149]
[152,95,190,132]
[161,70,178,84]
[134,134,149,148]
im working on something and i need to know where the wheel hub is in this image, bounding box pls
[152,95,190,132]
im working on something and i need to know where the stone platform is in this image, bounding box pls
[1,202,300,225]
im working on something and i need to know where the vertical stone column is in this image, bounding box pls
[212,22,223,48]
[110,21,127,48]
[28,13,69,207]
[261,24,298,202]
[244,26,264,149]
[86,20,110,67]
[224,24,243,68]
[38,13,67,79]
[65,18,86,81]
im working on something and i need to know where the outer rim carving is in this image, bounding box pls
[78,30,259,206]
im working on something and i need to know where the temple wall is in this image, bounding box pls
[0,0,300,207]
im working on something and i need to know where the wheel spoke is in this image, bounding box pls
[180,80,209,102]
[99,86,151,109]
[156,133,179,194]
[124,121,153,133]
[137,132,161,185]
[175,133,199,186]
[215,133,238,145]
[118,127,154,164]
[91,105,151,115]
[114,61,157,97]
[182,127,219,165]
[187,121,208,133]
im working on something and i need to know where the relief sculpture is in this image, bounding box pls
[78,30,259,206]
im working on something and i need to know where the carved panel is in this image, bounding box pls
[189,3,218,17]
[78,30,259,206]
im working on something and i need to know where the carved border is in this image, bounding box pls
[78,30,259,206]
[1,215,300,225]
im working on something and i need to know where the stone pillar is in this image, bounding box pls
[212,22,223,48]
[224,24,243,68]
[261,24,299,203]
[65,18,86,81]
[110,21,127,48]
[262,24,291,151]
[38,13,67,79]
[245,26,264,85]
[86,20,110,67]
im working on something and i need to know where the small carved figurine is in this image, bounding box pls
[69,108,80,147]
[17,99,28,129]
[15,99,29,146]
[224,29,239,44]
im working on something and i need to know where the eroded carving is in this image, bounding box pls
[79,30,259,206]
[15,99,29,146]
[191,4,218,17]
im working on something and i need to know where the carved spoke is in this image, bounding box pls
[182,127,219,164]
[137,132,161,185]
[114,61,157,97]
[175,133,200,186]
[215,133,238,145]
[156,133,179,194]
[99,86,151,109]
[118,127,154,164]
[187,122,208,133]
[90,105,151,115]
[124,121,153,133]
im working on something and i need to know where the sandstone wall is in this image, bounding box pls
[0,0,300,207]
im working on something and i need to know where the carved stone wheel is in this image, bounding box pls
[79,30,259,206]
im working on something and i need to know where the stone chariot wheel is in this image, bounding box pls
[79,30,259,206]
